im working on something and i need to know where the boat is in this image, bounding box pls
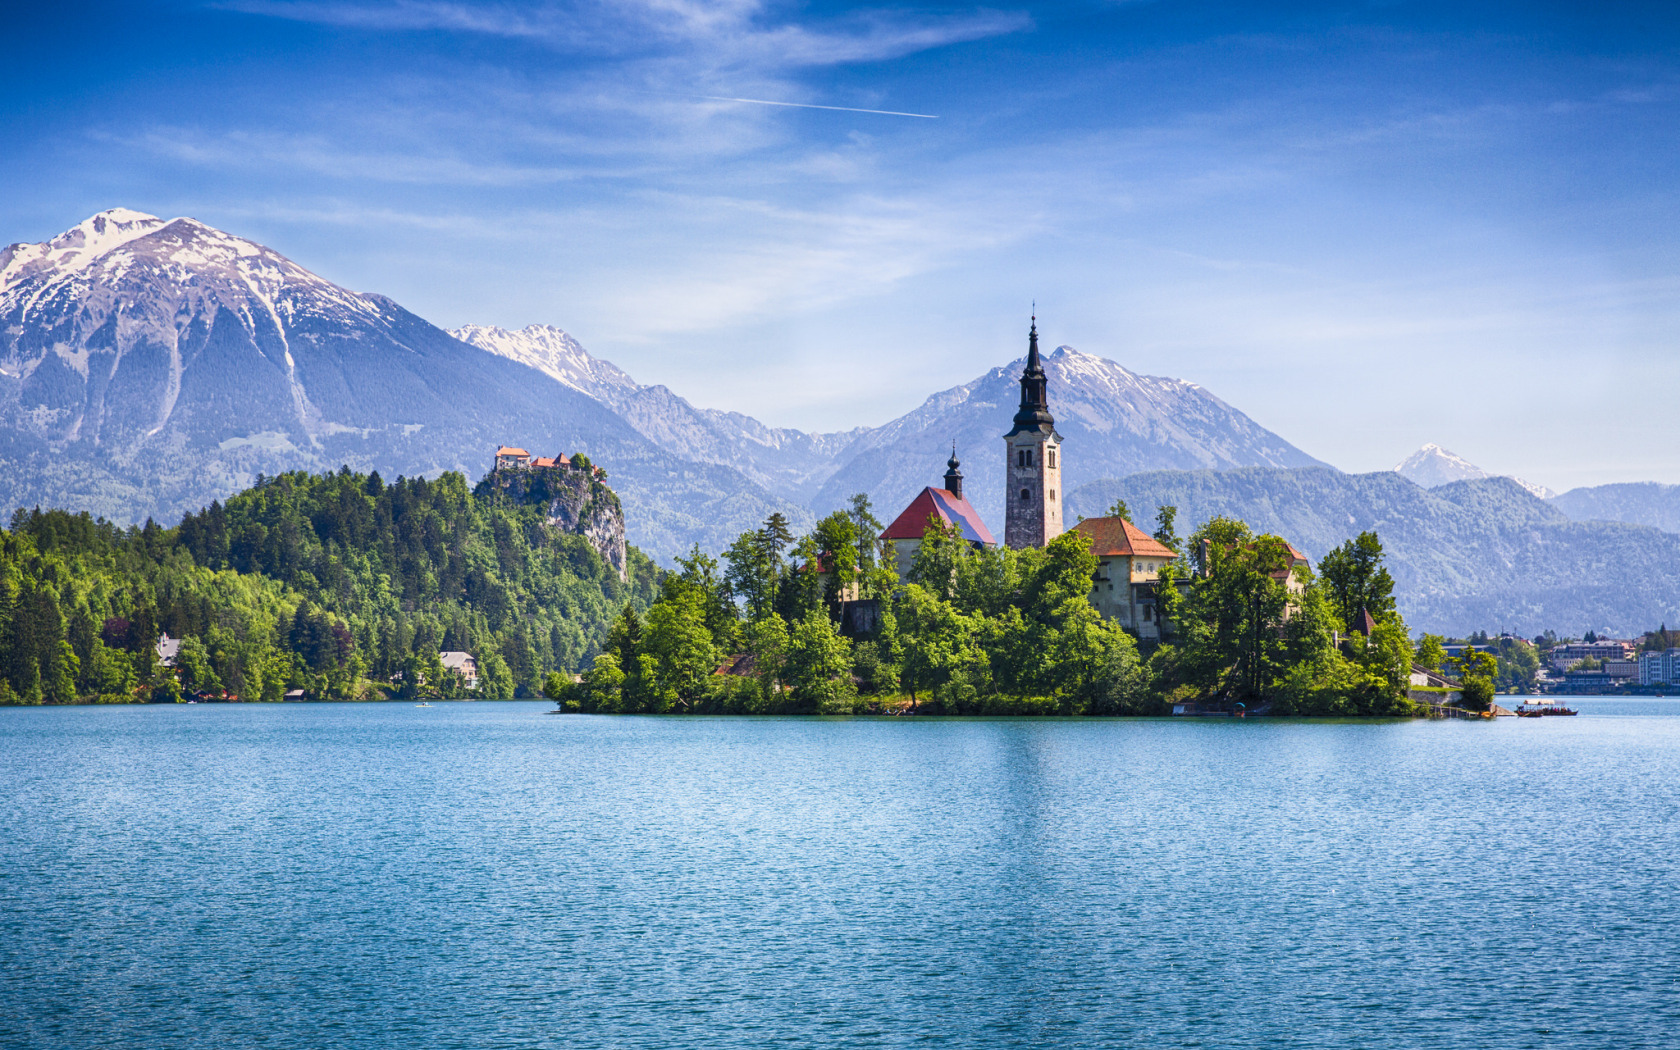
[415,702,433,708]
[1516,700,1577,717]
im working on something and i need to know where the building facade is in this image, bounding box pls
[1069,517,1178,641]
[1003,317,1063,549]
[1639,649,1680,686]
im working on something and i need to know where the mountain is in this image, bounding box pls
[0,210,806,555]
[1393,443,1555,499]
[453,327,1333,531]
[809,345,1329,530]
[453,323,866,496]
[1552,482,1680,534]
[1068,468,1680,636]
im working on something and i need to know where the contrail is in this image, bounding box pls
[700,96,937,119]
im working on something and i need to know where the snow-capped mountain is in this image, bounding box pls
[0,210,807,553]
[453,324,1329,530]
[452,323,867,493]
[810,344,1329,529]
[450,324,639,402]
[1393,443,1554,499]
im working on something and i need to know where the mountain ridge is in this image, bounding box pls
[0,210,809,554]
[1068,468,1680,635]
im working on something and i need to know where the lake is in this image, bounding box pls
[3,701,1677,1048]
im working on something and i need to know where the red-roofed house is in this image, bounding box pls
[1070,517,1180,641]
[495,446,530,471]
[532,454,572,469]
[879,451,996,577]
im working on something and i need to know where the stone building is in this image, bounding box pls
[1069,517,1179,642]
[1003,316,1063,549]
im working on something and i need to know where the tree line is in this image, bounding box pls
[550,500,1423,717]
[0,467,657,704]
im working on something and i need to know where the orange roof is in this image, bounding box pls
[1070,517,1178,559]
[496,446,529,457]
[532,457,556,467]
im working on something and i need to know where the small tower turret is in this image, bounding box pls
[943,444,964,500]
[1003,313,1063,549]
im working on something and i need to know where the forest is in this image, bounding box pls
[551,499,1430,718]
[0,467,657,704]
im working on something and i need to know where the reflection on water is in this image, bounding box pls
[2,703,1677,1049]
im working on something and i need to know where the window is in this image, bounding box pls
[1020,488,1030,501]
[1050,489,1056,499]
[1048,450,1056,469]
[1016,450,1026,468]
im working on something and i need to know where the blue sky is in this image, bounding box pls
[6,1,1679,489]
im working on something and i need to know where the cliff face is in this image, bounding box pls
[482,464,628,579]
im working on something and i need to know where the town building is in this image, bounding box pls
[439,651,479,690]
[155,632,181,668]
[1003,316,1063,549]
[1069,517,1179,641]
[1639,649,1680,686]
[879,451,996,578]
[1546,640,1635,673]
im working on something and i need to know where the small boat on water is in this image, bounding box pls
[415,702,433,708]
[1517,701,1577,717]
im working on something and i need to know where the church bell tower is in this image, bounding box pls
[1003,314,1063,549]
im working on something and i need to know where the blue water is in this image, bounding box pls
[3,702,1678,1049]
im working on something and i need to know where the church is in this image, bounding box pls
[878,315,1067,572]
[878,315,1188,640]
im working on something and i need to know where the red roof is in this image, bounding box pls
[881,487,996,546]
[496,446,529,457]
[1070,517,1178,560]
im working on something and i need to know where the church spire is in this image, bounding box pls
[1006,310,1053,437]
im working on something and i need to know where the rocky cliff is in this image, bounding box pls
[478,462,628,578]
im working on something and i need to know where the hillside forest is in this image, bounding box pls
[0,468,656,704]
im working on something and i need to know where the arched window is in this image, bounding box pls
[1020,488,1030,501]
[1048,450,1056,469]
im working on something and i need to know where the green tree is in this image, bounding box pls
[724,530,777,620]
[1108,498,1132,522]
[743,613,790,700]
[1153,505,1180,552]
[783,608,855,713]
[175,636,221,694]
[847,493,883,574]
[896,584,988,708]
[1317,532,1397,632]
[642,586,722,707]
[811,510,861,610]
[478,649,515,699]
[1415,634,1447,671]
[908,518,969,602]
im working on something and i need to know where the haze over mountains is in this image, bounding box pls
[5,209,1679,634]
[1393,442,1555,499]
